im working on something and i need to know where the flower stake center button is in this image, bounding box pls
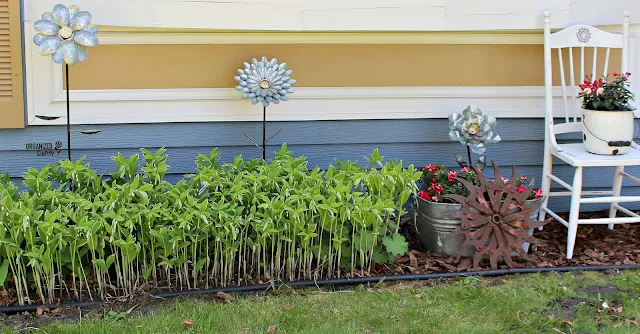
[491,214,503,225]
[467,123,480,135]
[259,79,271,89]
[59,26,73,40]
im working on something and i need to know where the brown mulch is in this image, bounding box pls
[378,211,640,275]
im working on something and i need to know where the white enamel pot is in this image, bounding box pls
[582,108,635,155]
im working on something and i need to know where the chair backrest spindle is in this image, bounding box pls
[591,47,598,80]
[557,48,570,123]
[568,47,577,121]
[603,48,611,77]
[580,46,585,85]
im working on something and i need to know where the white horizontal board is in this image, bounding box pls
[23,0,640,31]
[29,83,573,125]
[569,0,636,27]
[154,1,302,30]
[301,6,445,31]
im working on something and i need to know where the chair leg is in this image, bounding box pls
[566,166,583,260]
[537,148,553,230]
[608,166,624,230]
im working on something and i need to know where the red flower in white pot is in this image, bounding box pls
[579,72,636,155]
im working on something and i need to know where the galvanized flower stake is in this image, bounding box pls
[449,105,501,169]
[33,4,101,190]
[235,57,296,160]
[33,4,98,65]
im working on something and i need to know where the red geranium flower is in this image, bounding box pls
[516,185,527,194]
[448,170,457,182]
[429,182,444,194]
[425,164,439,173]
[418,190,429,200]
[533,189,543,199]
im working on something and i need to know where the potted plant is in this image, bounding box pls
[416,165,544,257]
[579,72,636,155]
[414,105,543,257]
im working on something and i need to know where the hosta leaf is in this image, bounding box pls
[382,233,408,257]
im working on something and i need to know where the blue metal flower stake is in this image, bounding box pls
[32,4,101,190]
[448,105,501,170]
[235,57,296,160]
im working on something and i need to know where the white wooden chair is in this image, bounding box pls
[539,11,640,259]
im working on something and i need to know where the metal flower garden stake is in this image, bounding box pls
[448,105,501,170]
[32,4,100,169]
[235,57,296,160]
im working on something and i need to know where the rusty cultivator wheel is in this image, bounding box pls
[445,161,548,270]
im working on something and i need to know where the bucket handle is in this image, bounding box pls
[583,117,636,148]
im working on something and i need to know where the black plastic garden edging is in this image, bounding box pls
[2,264,639,314]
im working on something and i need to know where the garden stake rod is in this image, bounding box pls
[263,106,266,160]
[66,64,73,191]
[66,64,71,162]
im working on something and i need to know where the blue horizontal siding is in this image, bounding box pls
[1,118,639,213]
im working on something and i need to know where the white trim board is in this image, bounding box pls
[29,84,577,125]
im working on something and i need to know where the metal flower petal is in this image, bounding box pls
[52,48,64,64]
[83,23,99,34]
[33,5,98,65]
[34,19,60,36]
[42,12,55,22]
[60,40,79,65]
[39,36,61,56]
[33,34,47,46]
[70,11,92,31]
[68,5,80,17]
[235,56,296,107]
[77,45,89,62]
[74,30,98,47]
[448,105,501,154]
[52,4,70,26]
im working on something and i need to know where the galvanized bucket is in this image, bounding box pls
[415,197,542,258]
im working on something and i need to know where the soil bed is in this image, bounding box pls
[384,210,640,275]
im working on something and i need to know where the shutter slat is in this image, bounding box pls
[0,0,8,99]
[0,0,13,110]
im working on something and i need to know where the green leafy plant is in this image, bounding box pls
[0,145,420,305]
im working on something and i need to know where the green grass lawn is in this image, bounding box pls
[6,270,640,334]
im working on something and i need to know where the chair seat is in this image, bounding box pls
[552,143,640,167]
